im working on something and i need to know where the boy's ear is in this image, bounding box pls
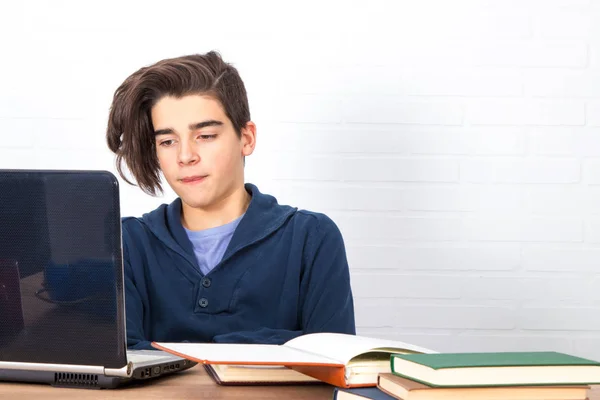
[241,121,257,157]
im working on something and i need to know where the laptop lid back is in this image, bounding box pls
[0,170,127,368]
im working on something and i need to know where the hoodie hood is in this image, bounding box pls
[140,183,297,275]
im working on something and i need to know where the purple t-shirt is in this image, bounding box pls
[184,214,244,276]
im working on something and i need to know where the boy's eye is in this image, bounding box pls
[199,134,217,140]
[159,139,175,147]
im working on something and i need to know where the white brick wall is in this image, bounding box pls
[3,0,600,360]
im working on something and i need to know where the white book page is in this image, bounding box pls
[284,333,436,365]
[153,342,341,366]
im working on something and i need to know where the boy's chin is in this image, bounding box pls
[179,194,212,210]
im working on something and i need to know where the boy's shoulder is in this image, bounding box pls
[284,207,343,243]
[121,215,145,230]
[120,202,169,233]
[293,208,338,229]
[120,216,151,244]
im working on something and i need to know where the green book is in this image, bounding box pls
[390,351,600,387]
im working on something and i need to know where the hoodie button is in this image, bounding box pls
[202,277,211,288]
[198,298,209,308]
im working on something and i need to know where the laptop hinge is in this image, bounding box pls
[104,362,133,378]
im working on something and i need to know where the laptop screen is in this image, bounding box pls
[0,170,127,368]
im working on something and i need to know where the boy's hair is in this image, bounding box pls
[106,51,250,195]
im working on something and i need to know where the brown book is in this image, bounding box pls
[203,363,322,386]
[377,373,588,400]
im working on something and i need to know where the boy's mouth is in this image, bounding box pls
[180,175,208,184]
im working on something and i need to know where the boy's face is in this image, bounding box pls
[151,95,255,210]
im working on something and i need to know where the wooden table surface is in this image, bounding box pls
[0,364,335,399]
[3,365,600,400]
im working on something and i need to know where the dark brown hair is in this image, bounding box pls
[106,51,250,195]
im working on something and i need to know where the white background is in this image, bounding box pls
[1,0,600,359]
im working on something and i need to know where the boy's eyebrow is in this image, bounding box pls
[153,120,224,136]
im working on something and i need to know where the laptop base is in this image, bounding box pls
[0,355,196,389]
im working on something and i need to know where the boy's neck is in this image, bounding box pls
[181,185,251,231]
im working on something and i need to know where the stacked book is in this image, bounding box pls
[334,351,600,400]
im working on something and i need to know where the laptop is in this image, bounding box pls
[0,169,197,389]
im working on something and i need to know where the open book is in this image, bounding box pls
[152,333,435,387]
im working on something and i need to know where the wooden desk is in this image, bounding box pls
[0,364,335,399]
[3,367,600,400]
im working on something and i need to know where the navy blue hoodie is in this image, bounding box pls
[122,183,356,350]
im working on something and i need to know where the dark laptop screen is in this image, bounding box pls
[0,170,126,368]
